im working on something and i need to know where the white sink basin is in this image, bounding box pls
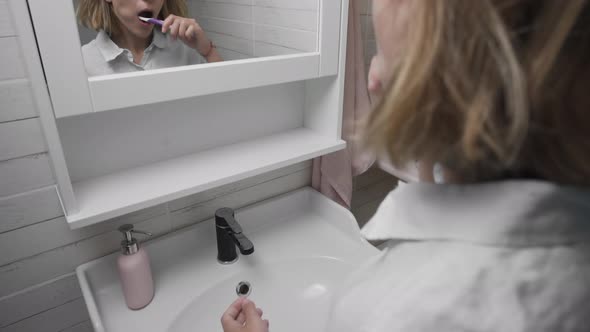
[77,188,379,332]
[169,257,355,332]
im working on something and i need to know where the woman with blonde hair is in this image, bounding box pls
[221,0,590,331]
[77,0,221,76]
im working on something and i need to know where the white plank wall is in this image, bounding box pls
[0,186,62,233]
[0,0,16,37]
[1,298,90,332]
[0,154,55,197]
[190,0,319,60]
[0,2,314,331]
[0,37,25,80]
[0,118,46,160]
[61,321,94,332]
[0,274,81,327]
[0,79,38,122]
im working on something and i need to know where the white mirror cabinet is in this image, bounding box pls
[24,0,349,229]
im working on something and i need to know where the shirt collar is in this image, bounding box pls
[95,30,168,62]
[361,180,590,247]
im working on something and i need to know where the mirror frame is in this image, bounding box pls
[27,0,343,118]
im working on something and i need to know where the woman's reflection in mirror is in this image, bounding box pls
[77,0,222,76]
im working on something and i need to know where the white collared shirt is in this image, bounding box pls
[81,30,206,76]
[328,181,590,332]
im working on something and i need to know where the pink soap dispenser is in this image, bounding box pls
[117,224,155,310]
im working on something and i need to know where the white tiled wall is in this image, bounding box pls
[190,0,319,60]
[0,2,312,331]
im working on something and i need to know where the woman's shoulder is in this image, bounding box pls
[80,32,118,76]
[80,38,106,75]
[443,243,590,331]
[328,241,590,332]
[421,243,590,331]
[80,31,111,63]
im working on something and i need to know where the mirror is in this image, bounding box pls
[28,0,341,117]
[73,0,320,77]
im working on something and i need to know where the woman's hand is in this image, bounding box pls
[221,297,269,332]
[161,15,212,56]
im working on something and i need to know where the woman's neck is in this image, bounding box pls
[111,29,152,64]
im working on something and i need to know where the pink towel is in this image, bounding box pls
[312,0,375,209]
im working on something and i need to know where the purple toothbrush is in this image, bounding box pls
[138,16,164,26]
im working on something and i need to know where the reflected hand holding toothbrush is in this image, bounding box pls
[139,14,218,60]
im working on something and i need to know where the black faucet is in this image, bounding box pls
[215,208,254,264]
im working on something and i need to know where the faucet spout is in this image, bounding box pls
[230,232,254,255]
[215,208,254,263]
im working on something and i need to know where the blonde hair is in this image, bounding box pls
[77,0,189,35]
[365,0,590,184]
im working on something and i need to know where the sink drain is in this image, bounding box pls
[236,281,252,297]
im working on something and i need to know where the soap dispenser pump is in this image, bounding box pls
[117,224,154,310]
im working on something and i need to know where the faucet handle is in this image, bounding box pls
[215,208,243,233]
